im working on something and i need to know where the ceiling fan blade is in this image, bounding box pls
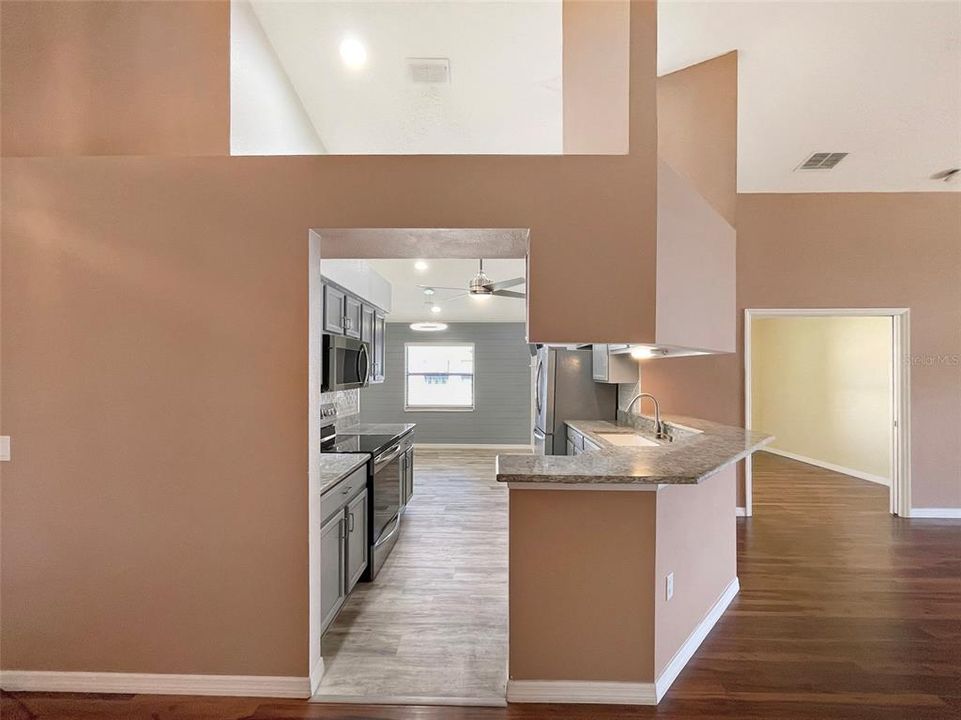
[491,290,526,299]
[417,284,467,292]
[487,277,526,291]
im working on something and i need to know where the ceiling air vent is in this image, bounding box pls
[796,152,849,171]
[407,57,450,84]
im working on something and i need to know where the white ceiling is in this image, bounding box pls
[365,258,527,323]
[249,0,563,154]
[659,0,961,193]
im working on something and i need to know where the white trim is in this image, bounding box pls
[735,506,747,517]
[908,508,961,519]
[507,482,663,492]
[744,308,911,518]
[0,671,311,698]
[507,680,657,705]
[309,658,325,696]
[654,577,740,701]
[416,443,533,451]
[312,694,507,707]
[761,447,890,487]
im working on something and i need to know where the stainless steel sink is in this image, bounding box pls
[596,432,660,447]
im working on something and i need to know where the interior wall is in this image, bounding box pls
[359,323,531,445]
[0,0,658,678]
[230,0,326,155]
[0,0,229,156]
[643,192,961,510]
[751,316,893,482]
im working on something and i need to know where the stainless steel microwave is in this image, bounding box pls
[322,334,371,392]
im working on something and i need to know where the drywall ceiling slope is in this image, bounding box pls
[365,259,527,323]
[659,1,961,193]
[249,0,563,154]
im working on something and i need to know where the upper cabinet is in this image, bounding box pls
[592,344,638,384]
[344,295,362,339]
[323,285,347,334]
[372,313,386,384]
[322,278,388,385]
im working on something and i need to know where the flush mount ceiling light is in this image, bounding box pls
[415,260,429,271]
[339,37,367,70]
[410,322,447,332]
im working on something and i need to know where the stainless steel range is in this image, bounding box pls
[320,405,414,580]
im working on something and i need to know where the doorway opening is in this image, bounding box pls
[307,229,531,706]
[744,309,911,518]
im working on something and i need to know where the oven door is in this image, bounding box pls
[369,442,403,579]
[323,335,371,391]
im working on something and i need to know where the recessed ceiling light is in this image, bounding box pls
[339,37,367,70]
[415,260,429,271]
[430,305,441,314]
[410,322,447,332]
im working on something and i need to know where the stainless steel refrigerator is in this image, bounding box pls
[533,346,617,455]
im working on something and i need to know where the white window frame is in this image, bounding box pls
[404,342,476,412]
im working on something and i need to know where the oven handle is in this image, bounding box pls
[373,515,401,549]
[374,444,403,470]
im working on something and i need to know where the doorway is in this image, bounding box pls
[744,309,911,518]
[307,229,530,706]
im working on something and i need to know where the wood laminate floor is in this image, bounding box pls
[313,448,508,704]
[4,451,960,719]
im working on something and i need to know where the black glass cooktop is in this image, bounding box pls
[322,433,397,456]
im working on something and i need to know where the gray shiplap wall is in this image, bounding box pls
[359,323,532,444]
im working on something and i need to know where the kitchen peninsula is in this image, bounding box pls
[498,414,772,705]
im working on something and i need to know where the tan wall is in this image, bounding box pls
[654,466,737,675]
[644,193,961,510]
[0,0,229,157]
[509,490,656,682]
[562,0,630,154]
[657,52,738,227]
[752,316,893,481]
[0,1,659,676]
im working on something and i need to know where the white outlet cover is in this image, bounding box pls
[666,572,674,601]
[0,436,10,462]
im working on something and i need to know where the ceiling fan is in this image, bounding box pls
[418,260,526,301]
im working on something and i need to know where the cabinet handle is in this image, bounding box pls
[342,485,352,495]
[348,512,355,532]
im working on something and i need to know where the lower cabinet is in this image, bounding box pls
[320,469,369,635]
[400,447,415,507]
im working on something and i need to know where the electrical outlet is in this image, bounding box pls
[0,436,10,462]
[666,572,674,601]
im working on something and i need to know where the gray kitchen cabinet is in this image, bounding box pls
[345,488,368,593]
[323,285,347,334]
[344,295,362,339]
[319,511,346,633]
[592,344,638,384]
[371,312,386,383]
[361,304,375,346]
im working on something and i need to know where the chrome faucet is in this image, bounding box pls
[625,393,670,440]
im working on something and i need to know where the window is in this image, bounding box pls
[405,343,474,411]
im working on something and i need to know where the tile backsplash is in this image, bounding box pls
[617,380,640,413]
[321,388,360,425]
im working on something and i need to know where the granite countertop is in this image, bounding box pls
[339,422,416,436]
[318,454,370,495]
[496,414,773,486]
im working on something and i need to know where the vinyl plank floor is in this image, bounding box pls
[312,448,510,704]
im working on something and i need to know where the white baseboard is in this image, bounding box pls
[507,578,739,706]
[762,447,890,487]
[735,506,747,517]
[415,443,532,451]
[654,577,740,701]
[909,508,961,519]
[507,680,656,705]
[0,670,311,698]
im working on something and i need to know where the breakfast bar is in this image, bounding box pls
[497,414,772,705]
